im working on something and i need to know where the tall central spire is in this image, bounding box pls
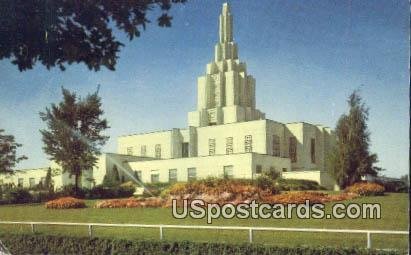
[215,3,238,62]
[219,3,233,43]
[188,2,265,127]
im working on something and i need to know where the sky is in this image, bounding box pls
[0,0,408,178]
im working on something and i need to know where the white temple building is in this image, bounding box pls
[0,3,338,190]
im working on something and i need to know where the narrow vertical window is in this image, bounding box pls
[311,138,316,163]
[141,145,146,157]
[209,139,216,155]
[169,169,178,183]
[155,144,161,158]
[223,165,234,179]
[255,165,262,174]
[126,147,133,155]
[182,143,189,158]
[150,170,159,183]
[289,137,297,163]
[226,137,233,154]
[29,178,35,188]
[272,135,280,157]
[244,135,252,152]
[187,168,197,181]
[18,178,24,187]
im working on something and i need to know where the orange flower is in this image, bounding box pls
[45,197,86,209]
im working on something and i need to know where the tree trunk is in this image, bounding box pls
[75,174,80,195]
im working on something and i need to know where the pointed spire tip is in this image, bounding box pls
[222,2,230,14]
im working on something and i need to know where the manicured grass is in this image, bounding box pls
[0,193,408,251]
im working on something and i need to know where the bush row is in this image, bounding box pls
[0,184,135,205]
[0,234,400,255]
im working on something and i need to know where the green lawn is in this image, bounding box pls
[0,193,408,251]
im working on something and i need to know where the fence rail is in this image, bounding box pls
[0,221,407,249]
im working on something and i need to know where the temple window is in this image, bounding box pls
[289,137,297,163]
[244,135,252,152]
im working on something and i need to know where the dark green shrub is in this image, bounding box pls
[55,184,86,198]
[255,175,276,192]
[30,190,55,203]
[86,185,134,199]
[264,168,280,180]
[0,234,400,255]
[3,188,32,204]
[377,180,408,193]
[277,179,325,191]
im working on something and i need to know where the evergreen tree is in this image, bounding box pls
[102,165,120,187]
[112,165,120,183]
[0,129,27,174]
[329,90,380,188]
[40,87,109,190]
[133,171,140,182]
[44,167,53,191]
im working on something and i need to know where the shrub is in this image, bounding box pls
[277,179,325,191]
[0,234,398,255]
[45,197,86,209]
[3,188,32,204]
[255,175,279,194]
[30,190,56,203]
[55,185,86,198]
[86,185,135,199]
[263,168,280,180]
[376,180,408,193]
[166,178,262,197]
[345,182,385,196]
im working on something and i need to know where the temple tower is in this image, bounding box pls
[188,3,265,127]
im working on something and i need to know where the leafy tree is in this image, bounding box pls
[329,90,380,188]
[0,129,27,174]
[40,87,109,190]
[44,167,53,191]
[0,0,186,72]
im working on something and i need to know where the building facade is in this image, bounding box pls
[0,3,338,190]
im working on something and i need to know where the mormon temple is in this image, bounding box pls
[0,3,338,190]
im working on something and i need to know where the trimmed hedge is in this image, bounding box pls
[0,234,400,255]
[0,185,135,205]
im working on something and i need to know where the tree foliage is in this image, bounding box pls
[102,164,121,187]
[329,90,380,188]
[0,129,27,174]
[0,0,187,72]
[40,87,109,189]
[44,167,53,191]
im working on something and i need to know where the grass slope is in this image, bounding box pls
[0,193,408,250]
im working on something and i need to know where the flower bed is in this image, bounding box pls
[345,182,385,196]
[260,191,358,204]
[95,197,164,208]
[45,197,86,209]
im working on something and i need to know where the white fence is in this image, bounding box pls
[0,221,408,249]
